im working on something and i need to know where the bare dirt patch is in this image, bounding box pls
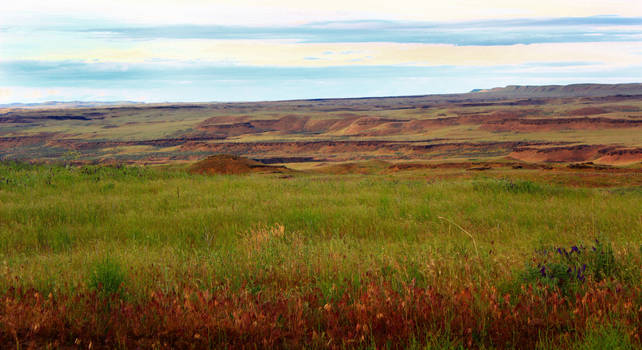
[509,145,642,165]
[188,154,292,175]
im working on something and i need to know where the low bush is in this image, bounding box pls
[0,279,639,349]
[88,257,125,296]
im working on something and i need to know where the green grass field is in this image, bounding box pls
[0,162,640,348]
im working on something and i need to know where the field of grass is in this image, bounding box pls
[0,161,640,348]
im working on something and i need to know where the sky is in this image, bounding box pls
[1,0,642,103]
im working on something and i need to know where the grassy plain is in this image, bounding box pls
[0,162,640,348]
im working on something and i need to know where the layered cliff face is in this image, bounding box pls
[1,84,641,166]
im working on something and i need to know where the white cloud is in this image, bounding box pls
[2,0,641,103]
[11,39,642,68]
[2,0,641,26]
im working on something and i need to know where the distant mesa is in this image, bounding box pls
[5,83,642,110]
[470,83,642,98]
[188,154,292,175]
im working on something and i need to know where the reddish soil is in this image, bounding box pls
[387,161,549,172]
[596,148,642,165]
[195,111,641,138]
[509,145,642,165]
[187,154,291,175]
[178,140,561,161]
[2,86,641,167]
[482,117,642,132]
[567,107,608,116]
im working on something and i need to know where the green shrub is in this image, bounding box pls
[89,257,125,295]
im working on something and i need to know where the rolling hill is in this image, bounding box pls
[1,83,641,166]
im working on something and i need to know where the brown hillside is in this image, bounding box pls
[509,145,642,165]
[188,154,291,175]
[2,83,641,166]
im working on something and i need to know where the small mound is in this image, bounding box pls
[188,154,290,175]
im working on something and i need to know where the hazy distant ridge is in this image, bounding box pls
[3,83,642,108]
[471,83,642,98]
[0,101,144,109]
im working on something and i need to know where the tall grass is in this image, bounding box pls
[0,162,640,347]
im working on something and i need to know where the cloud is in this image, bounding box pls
[3,0,642,26]
[6,39,641,68]
[3,3,642,102]
[4,59,641,85]
[3,61,642,103]
[7,17,642,46]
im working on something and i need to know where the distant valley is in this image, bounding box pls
[1,83,641,167]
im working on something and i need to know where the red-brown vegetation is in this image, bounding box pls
[1,280,639,349]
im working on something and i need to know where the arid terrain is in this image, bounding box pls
[2,83,641,169]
